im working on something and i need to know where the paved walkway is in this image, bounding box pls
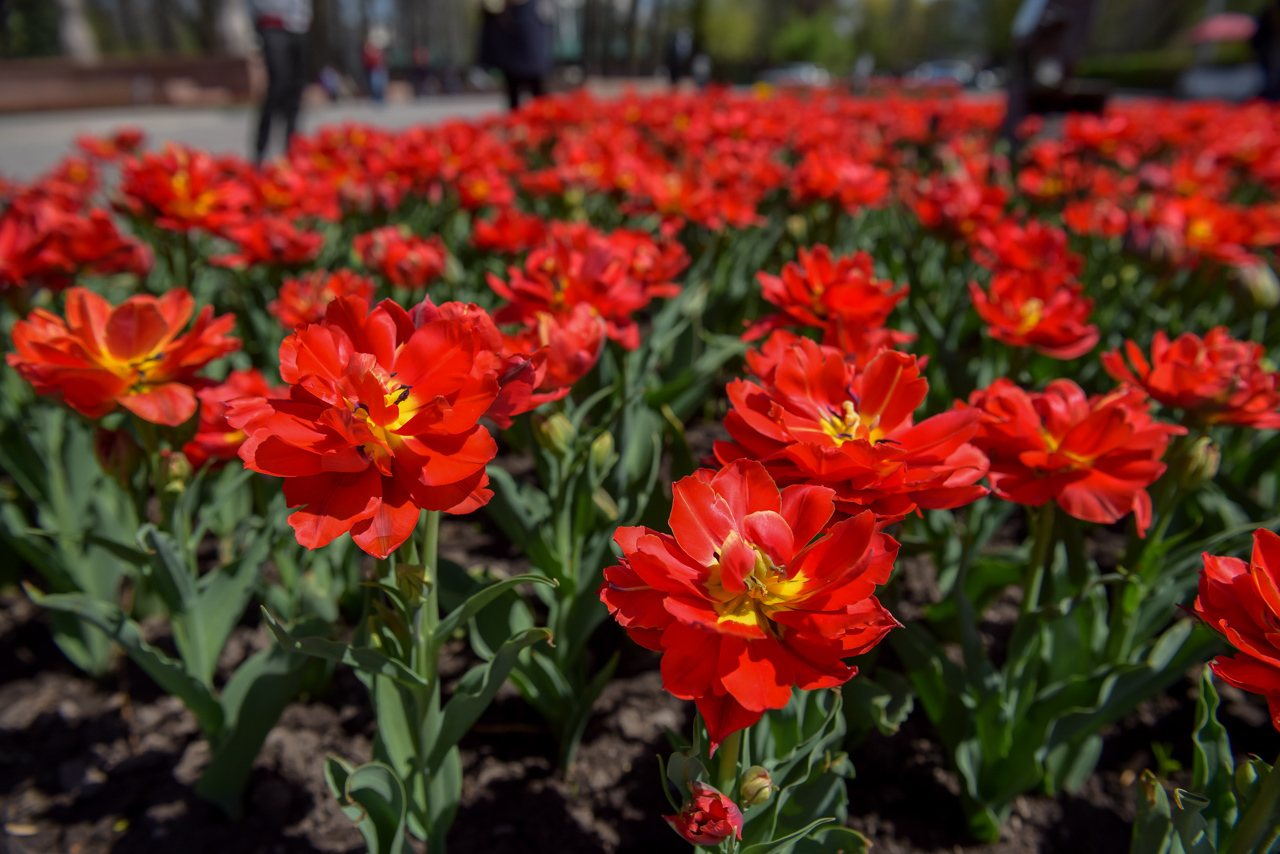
[0,94,505,181]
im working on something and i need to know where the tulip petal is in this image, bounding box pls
[284,468,381,550]
[119,382,198,426]
[695,693,764,757]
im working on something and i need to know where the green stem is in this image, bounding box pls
[715,729,743,800]
[414,510,442,689]
[1228,748,1280,854]
[1022,504,1056,617]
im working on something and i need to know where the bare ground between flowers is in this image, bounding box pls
[2,519,1278,854]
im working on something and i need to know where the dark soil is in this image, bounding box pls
[2,522,1278,854]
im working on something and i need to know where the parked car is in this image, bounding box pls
[758,62,831,87]
[906,59,976,87]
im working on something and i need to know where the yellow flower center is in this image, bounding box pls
[821,399,884,445]
[349,369,424,466]
[1188,218,1214,243]
[1016,298,1045,335]
[706,544,808,634]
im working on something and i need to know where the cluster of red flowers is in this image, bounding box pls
[744,244,911,358]
[6,88,1280,768]
[1,157,152,291]
[488,221,686,351]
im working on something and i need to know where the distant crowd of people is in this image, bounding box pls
[250,0,559,164]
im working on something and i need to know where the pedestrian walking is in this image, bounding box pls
[363,36,389,103]
[251,0,312,166]
[478,0,553,111]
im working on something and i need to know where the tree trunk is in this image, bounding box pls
[624,0,640,76]
[155,0,179,52]
[194,0,219,53]
[645,0,668,75]
[57,0,99,62]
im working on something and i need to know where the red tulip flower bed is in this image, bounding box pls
[2,89,1280,854]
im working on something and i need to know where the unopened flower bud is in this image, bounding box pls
[533,412,574,455]
[589,430,615,472]
[94,427,142,487]
[160,449,193,495]
[1236,260,1280,309]
[1176,436,1220,490]
[663,782,744,846]
[786,214,808,241]
[739,766,772,807]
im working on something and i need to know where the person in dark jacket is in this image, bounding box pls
[478,0,553,111]
[251,0,311,165]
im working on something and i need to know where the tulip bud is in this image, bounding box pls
[786,214,808,242]
[532,412,575,455]
[589,430,616,473]
[739,766,772,807]
[663,782,744,846]
[160,449,193,495]
[1175,436,1220,490]
[94,427,142,488]
[1236,260,1280,309]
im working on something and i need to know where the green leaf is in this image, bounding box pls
[739,818,835,854]
[195,645,313,817]
[324,758,407,854]
[424,627,551,772]
[185,523,274,685]
[26,585,223,732]
[794,827,870,854]
[842,671,914,739]
[434,574,557,644]
[261,608,429,689]
[138,524,198,613]
[1192,670,1238,830]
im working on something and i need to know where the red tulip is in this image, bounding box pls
[964,379,1185,535]
[790,148,890,213]
[404,295,545,430]
[118,144,253,233]
[7,287,238,426]
[969,270,1099,360]
[229,295,500,558]
[745,245,907,347]
[600,460,900,749]
[211,215,323,269]
[353,226,448,290]
[1194,528,1280,730]
[1102,327,1280,430]
[183,368,280,469]
[714,337,989,523]
[664,782,745,846]
[972,218,1082,286]
[501,304,606,403]
[1063,198,1128,239]
[0,200,152,291]
[471,207,548,254]
[270,269,377,330]
[489,225,678,350]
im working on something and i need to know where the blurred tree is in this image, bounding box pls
[3,0,61,56]
[155,0,179,51]
[702,0,760,64]
[768,8,856,72]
